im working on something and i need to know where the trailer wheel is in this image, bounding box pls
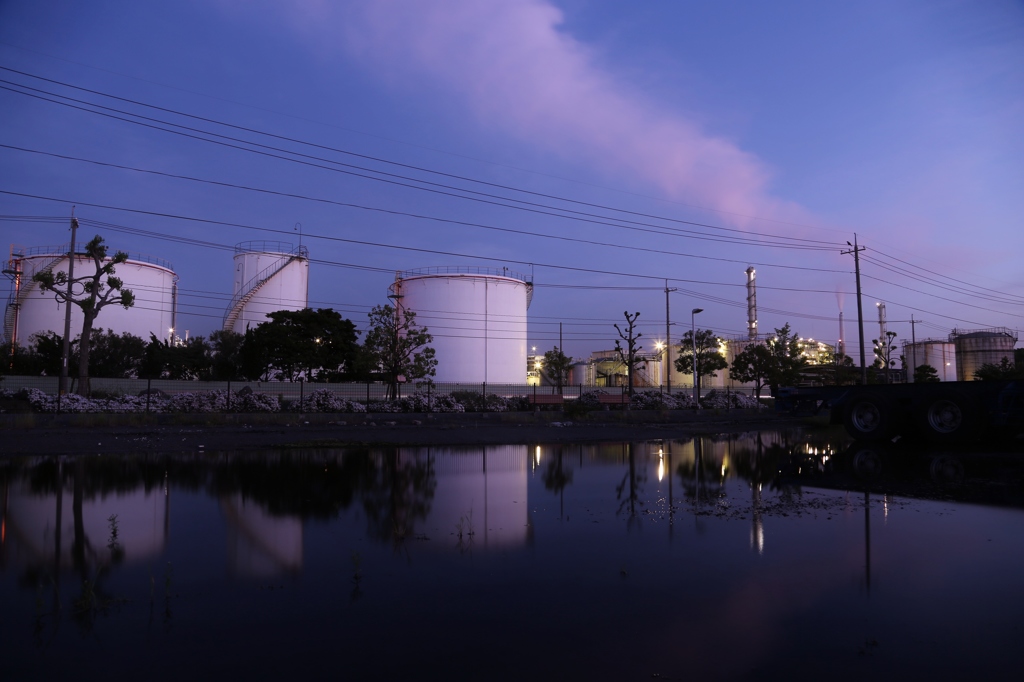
[851,446,884,479]
[917,393,974,442]
[844,395,895,441]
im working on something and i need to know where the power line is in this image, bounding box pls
[1,143,848,271]
[0,65,845,249]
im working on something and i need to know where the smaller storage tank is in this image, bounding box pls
[224,241,308,333]
[902,340,956,382]
[949,328,1017,381]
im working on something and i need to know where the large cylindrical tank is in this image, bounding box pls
[950,328,1017,381]
[569,361,590,386]
[902,340,957,382]
[225,241,308,333]
[7,244,177,346]
[392,267,531,384]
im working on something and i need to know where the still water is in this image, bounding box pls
[2,429,1022,681]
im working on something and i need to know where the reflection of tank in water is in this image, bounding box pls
[3,476,168,571]
[410,445,529,549]
[221,494,303,578]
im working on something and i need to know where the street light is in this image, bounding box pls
[691,308,703,407]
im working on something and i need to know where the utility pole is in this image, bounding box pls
[59,210,77,395]
[909,315,922,382]
[842,235,867,385]
[665,280,677,393]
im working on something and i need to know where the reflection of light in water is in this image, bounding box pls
[658,451,665,482]
[535,445,541,467]
[884,494,890,521]
[418,446,529,549]
[5,481,167,569]
[751,519,764,555]
[221,494,303,578]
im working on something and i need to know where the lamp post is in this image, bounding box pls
[691,308,703,407]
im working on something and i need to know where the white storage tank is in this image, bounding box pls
[224,241,309,333]
[4,243,177,346]
[949,328,1017,381]
[391,267,532,384]
[902,340,957,382]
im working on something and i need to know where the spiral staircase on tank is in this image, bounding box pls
[222,245,308,332]
[3,251,65,345]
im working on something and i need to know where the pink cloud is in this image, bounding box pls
[266,0,808,226]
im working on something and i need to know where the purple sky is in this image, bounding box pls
[1,0,1022,361]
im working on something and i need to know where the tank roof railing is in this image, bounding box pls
[398,265,530,282]
[949,327,1017,342]
[10,244,174,271]
[903,338,955,345]
[234,241,308,258]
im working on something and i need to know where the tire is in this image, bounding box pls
[843,395,895,442]
[916,392,975,443]
[851,446,884,479]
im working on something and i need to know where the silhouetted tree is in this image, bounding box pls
[33,235,135,395]
[87,329,146,378]
[974,357,1022,381]
[363,304,436,399]
[209,329,245,380]
[542,346,573,391]
[676,328,727,403]
[913,364,941,383]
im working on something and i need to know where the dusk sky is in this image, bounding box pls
[2,0,1022,361]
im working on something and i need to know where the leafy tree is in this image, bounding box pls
[0,340,47,376]
[675,328,727,402]
[87,329,146,378]
[729,342,773,397]
[542,346,573,391]
[209,329,246,381]
[973,357,1023,381]
[614,311,643,397]
[363,304,437,399]
[32,235,135,395]
[763,323,808,395]
[240,308,358,382]
[831,354,859,385]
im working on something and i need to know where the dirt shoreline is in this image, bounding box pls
[0,409,817,455]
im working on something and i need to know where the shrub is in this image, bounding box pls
[292,389,365,413]
[699,390,764,410]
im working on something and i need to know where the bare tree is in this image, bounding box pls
[614,311,643,397]
[33,236,135,396]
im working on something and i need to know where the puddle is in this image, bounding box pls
[2,429,1022,680]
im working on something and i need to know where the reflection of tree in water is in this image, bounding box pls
[675,437,726,509]
[359,448,437,550]
[2,448,438,639]
[615,443,647,529]
[542,446,574,519]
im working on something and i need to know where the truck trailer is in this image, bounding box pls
[776,381,1024,443]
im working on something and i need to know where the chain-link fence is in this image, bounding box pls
[0,375,763,413]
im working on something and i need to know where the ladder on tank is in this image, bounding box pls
[2,252,65,345]
[222,246,308,332]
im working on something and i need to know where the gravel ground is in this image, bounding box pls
[0,410,809,455]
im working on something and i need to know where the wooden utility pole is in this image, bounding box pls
[842,235,867,385]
